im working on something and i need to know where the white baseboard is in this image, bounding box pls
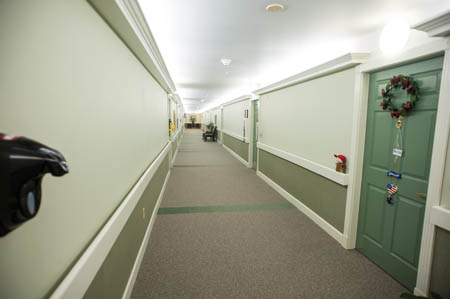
[414,287,427,297]
[49,143,171,299]
[122,169,171,299]
[257,170,348,248]
[223,144,249,167]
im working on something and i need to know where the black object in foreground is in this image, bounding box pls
[0,133,69,236]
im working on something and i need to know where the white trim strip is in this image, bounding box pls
[122,169,170,299]
[223,144,249,167]
[258,142,348,186]
[257,170,348,247]
[203,95,251,113]
[221,95,252,107]
[49,142,171,299]
[222,130,249,143]
[413,9,450,37]
[253,53,369,95]
[431,206,450,233]
[115,0,176,93]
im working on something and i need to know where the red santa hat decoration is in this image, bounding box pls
[334,154,346,164]
[334,154,346,173]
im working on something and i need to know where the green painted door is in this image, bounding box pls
[252,100,259,170]
[356,56,443,290]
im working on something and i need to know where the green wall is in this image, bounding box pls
[0,1,169,298]
[223,133,249,161]
[259,68,355,170]
[258,149,347,232]
[430,227,450,298]
[84,154,169,299]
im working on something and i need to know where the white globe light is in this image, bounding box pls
[379,20,410,55]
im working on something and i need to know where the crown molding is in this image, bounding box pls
[88,0,177,95]
[222,95,252,107]
[413,10,450,37]
[252,53,370,95]
[168,93,183,106]
[201,95,252,114]
[174,94,183,107]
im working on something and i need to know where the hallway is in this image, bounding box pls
[2,2,450,298]
[131,129,407,298]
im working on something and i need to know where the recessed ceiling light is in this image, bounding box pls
[201,99,205,102]
[266,3,285,13]
[221,58,232,66]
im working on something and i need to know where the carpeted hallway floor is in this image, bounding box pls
[131,129,408,298]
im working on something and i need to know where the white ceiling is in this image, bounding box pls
[138,0,450,112]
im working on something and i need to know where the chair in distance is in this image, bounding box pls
[203,126,217,142]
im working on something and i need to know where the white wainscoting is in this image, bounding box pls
[257,142,348,186]
[257,171,348,247]
[49,142,171,299]
[222,129,249,143]
[122,169,171,299]
[431,206,450,232]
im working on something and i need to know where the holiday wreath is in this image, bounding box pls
[380,74,420,118]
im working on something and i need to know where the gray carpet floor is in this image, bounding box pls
[131,129,408,298]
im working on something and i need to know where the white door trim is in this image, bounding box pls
[342,67,370,249]
[415,47,450,296]
[248,97,260,169]
[248,99,255,168]
[360,38,449,73]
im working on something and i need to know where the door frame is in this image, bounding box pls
[344,38,450,296]
[248,96,260,169]
[219,107,224,144]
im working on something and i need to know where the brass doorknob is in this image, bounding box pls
[416,193,427,199]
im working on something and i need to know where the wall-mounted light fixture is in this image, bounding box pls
[379,20,410,55]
